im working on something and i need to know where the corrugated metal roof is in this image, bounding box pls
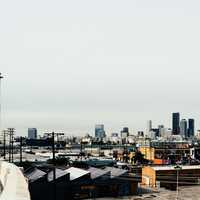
[88,167,110,179]
[65,167,90,181]
[25,168,46,183]
[48,168,69,182]
[103,167,128,178]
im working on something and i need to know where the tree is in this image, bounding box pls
[133,150,149,164]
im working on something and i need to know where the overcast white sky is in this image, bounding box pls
[1,0,200,136]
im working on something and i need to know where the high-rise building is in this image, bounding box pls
[180,119,187,138]
[172,112,180,134]
[121,127,129,138]
[122,127,129,133]
[95,124,106,139]
[188,119,195,138]
[158,125,164,137]
[151,128,159,138]
[146,120,152,135]
[28,128,37,139]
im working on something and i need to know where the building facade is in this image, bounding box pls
[146,120,152,137]
[188,119,195,138]
[180,119,187,138]
[28,128,37,139]
[172,112,180,135]
[95,124,106,139]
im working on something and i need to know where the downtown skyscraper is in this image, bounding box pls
[180,119,187,138]
[95,124,106,139]
[188,119,195,138]
[172,112,180,135]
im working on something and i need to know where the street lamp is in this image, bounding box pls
[174,165,182,200]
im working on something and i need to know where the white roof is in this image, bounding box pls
[151,165,200,171]
[48,169,69,182]
[25,168,46,182]
[103,167,128,178]
[88,167,110,179]
[65,167,90,181]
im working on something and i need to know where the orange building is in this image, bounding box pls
[142,165,200,189]
[139,146,155,161]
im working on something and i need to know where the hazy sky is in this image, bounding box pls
[1,0,200,136]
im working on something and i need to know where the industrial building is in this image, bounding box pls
[142,165,200,190]
[25,166,140,200]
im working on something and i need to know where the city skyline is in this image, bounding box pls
[1,112,198,137]
[2,1,200,200]
[1,1,200,135]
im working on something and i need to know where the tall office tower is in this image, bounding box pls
[172,112,180,134]
[158,125,164,137]
[188,119,195,138]
[147,120,152,135]
[180,119,187,138]
[28,128,37,139]
[121,127,129,138]
[95,124,106,139]
[151,128,159,138]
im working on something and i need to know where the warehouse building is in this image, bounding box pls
[25,166,140,200]
[142,165,200,190]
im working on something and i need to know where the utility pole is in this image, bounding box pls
[52,132,57,200]
[0,73,3,130]
[80,140,83,162]
[49,132,56,200]
[7,128,14,163]
[0,74,4,154]
[174,165,182,200]
[20,136,23,165]
[3,130,7,160]
[11,131,14,162]
[8,130,11,162]
[39,131,65,200]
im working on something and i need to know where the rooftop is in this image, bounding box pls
[150,165,200,171]
[88,167,110,179]
[103,167,128,178]
[25,168,46,183]
[48,168,69,182]
[65,167,90,181]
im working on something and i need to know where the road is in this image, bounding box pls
[87,186,200,200]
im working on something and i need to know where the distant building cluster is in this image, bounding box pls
[25,112,197,144]
[3,112,200,200]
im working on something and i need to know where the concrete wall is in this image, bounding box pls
[0,161,30,200]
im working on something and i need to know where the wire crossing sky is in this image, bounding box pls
[1,0,200,136]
